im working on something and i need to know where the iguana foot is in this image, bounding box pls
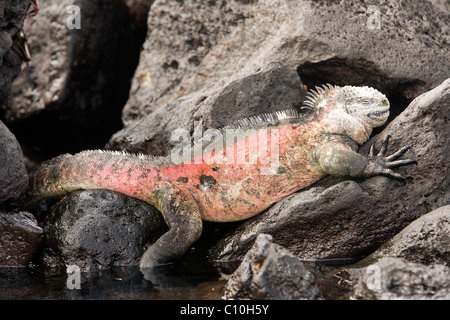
[365,135,417,181]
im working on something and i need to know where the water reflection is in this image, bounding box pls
[0,258,357,300]
[0,262,225,300]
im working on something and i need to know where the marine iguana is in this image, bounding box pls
[26,84,416,269]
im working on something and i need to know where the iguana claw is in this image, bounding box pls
[367,135,417,182]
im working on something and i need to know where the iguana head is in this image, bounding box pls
[303,84,390,128]
[341,85,390,128]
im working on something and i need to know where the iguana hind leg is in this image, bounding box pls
[139,188,202,270]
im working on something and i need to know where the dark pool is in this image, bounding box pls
[0,259,354,300]
[0,261,226,300]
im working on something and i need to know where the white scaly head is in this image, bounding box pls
[302,84,390,129]
[341,85,390,128]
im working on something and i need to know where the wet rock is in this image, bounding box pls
[107,61,304,155]
[0,0,30,107]
[352,258,450,300]
[210,78,450,264]
[223,234,321,300]
[2,0,140,158]
[0,120,28,210]
[122,0,450,125]
[43,190,167,271]
[360,205,450,267]
[0,211,44,267]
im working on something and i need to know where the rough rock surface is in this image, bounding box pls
[107,61,304,155]
[360,205,450,267]
[0,0,30,107]
[223,234,321,300]
[2,0,140,158]
[2,1,72,124]
[0,120,28,210]
[42,190,167,271]
[428,0,450,12]
[0,211,44,267]
[352,257,450,300]
[209,78,450,264]
[122,0,450,125]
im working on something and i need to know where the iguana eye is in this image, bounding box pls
[362,99,370,104]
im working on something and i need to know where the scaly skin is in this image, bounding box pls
[26,84,416,269]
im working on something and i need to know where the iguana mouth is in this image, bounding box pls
[368,108,389,119]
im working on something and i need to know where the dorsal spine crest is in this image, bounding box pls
[302,83,336,110]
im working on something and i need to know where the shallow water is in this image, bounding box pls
[0,259,353,300]
[0,262,226,300]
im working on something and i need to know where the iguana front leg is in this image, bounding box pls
[139,188,202,271]
[317,135,416,181]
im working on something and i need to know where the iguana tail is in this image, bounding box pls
[26,150,161,207]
